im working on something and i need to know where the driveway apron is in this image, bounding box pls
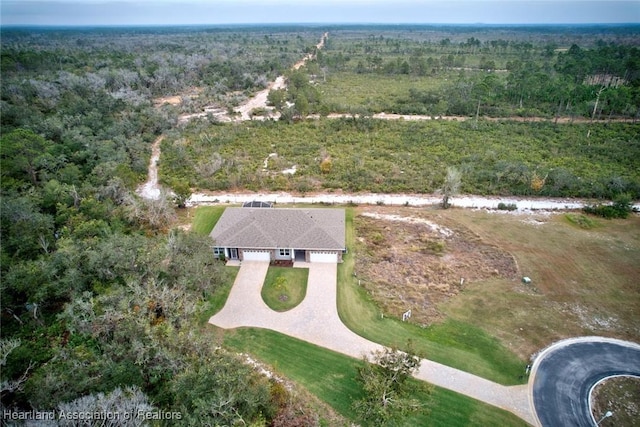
[209,261,536,426]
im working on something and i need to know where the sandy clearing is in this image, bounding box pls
[360,211,454,237]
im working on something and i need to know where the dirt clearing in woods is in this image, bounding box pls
[153,95,182,106]
[354,206,518,325]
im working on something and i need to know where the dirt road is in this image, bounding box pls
[188,191,640,212]
[136,135,164,200]
[179,32,328,124]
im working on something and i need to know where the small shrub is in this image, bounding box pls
[370,232,385,246]
[274,276,287,290]
[319,157,332,174]
[421,239,446,255]
[497,202,518,211]
[583,194,633,219]
[565,214,599,229]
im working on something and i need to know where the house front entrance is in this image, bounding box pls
[294,249,306,262]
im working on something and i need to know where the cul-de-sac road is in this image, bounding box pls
[530,338,640,427]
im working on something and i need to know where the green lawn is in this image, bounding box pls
[338,208,526,385]
[261,267,309,311]
[223,328,527,427]
[191,206,226,235]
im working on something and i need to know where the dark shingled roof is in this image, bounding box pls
[242,201,273,208]
[210,208,345,250]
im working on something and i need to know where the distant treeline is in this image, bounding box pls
[314,30,640,119]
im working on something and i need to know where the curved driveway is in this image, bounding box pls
[210,261,536,425]
[531,338,640,427]
[209,261,384,357]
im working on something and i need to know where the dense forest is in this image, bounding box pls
[1,26,326,426]
[307,26,640,118]
[1,24,639,426]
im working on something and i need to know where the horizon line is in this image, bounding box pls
[3,22,640,28]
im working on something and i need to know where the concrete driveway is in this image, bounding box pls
[209,261,536,425]
[209,261,382,357]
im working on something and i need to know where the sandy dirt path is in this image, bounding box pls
[188,191,640,213]
[136,135,164,200]
[321,112,637,124]
[179,32,329,124]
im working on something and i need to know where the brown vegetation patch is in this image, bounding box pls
[354,206,518,325]
[591,376,640,427]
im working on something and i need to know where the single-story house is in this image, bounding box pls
[210,207,346,263]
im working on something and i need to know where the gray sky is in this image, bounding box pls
[2,0,639,26]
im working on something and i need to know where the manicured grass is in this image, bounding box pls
[261,267,309,311]
[338,208,526,385]
[223,328,527,426]
[191,206,226,236]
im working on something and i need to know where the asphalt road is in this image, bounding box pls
[532,339,640,427]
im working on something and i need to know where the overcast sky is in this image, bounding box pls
[2,0,639,26]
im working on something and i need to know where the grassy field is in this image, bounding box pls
[344,206,640,361]
[439,209,640,359]
[262,266,309,311]
[223,328,527,427]
[319,71,450,113]
[337,208,526,385]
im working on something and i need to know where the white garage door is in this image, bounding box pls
[309,251,337,263]
[242,250,270,261]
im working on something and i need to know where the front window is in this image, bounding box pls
[278,248,290,257]
[213,247,224,257]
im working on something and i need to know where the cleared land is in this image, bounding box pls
[351,206,639,360]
